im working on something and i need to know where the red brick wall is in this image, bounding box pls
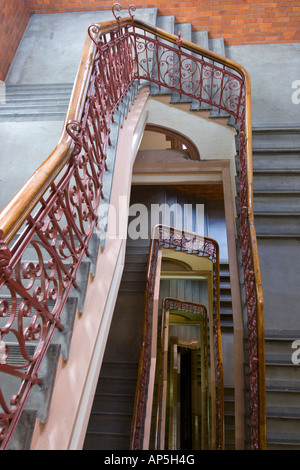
[0,0,30,80]
[25,0,300,45]
[1,1,299,79]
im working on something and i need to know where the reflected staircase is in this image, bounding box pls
[84,184,234,449]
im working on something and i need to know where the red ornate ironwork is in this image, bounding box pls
[132,28,244,121]
[163,297,208,317]
[0,3,264,450]
[238,115,261,448]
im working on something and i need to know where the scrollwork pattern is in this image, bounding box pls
[133,31,244,121]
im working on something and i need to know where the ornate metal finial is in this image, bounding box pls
[112,3,122,24]
[128,4,136,20]
[88,23,101,45]
[112,3,136,24]
[66,121,82,156]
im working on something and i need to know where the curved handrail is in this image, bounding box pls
[0,6,265,450]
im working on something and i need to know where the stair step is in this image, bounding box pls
[96,376,137,395]
[87,411,132,434]
[252,127,300,150]
[254,213,300,236]
[192,30,209,50]
[6,410,37,450]
[119,280,146,292]
[84,431,129,450]
[100,361,138,378]
[5,83,73,92]
[266,379,300,392]
[122,271,147,282]
[91,393,135,414]
[241,172,300,192]
[266,363,300,381]
[252,149,300,170]
[267,432,300,450]
[253,192,300,213]
[267,405,300,419]
[0,112,67,122]
[124,263,148,272]
[0,342,61,444]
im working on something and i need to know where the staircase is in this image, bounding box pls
[251,127,300,450]
[1,7,299,451]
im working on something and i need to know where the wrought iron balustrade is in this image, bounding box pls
[0,4,265,450]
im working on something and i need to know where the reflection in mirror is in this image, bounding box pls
[153,298,209,450]
[131,226,224,451]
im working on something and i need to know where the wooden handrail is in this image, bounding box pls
[0,8,265,449]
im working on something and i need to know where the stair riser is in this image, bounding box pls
[88,414,132,434]
[265,339,298,357]
[252,130,300,149]
[252,152,300,170]
[254,195,300,213]
[254,216,300,236]
[84,433,129,450]
[267,417,300,434]
[96,377,137,395]
[92,394,134,414]
[253,175,300,192]
[266,390,300,408]
[266,365,300,382]
[100,362,138,379]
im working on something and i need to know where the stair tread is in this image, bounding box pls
[265,330,300,339]
[90,410,132,418]
[267,432,300,444]
[266,380,300,391]
[267,407,300,419]
[85,430,129,437]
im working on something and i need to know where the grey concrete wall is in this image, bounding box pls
[6,9,158,85]
[226,43,300,128]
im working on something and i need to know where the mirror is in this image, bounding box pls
[148,247,221,450]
